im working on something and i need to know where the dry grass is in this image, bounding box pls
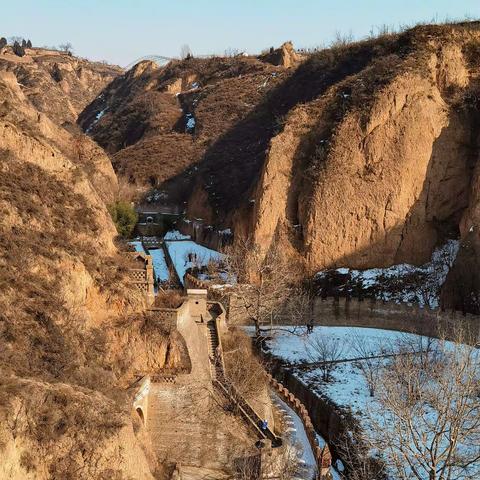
[222,328,266,402]
[153,290,184,309]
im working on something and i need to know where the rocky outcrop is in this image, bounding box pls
[249,27,480,292]
[0,46,121,126]
[0,59,183,478]
[259,41,302,68]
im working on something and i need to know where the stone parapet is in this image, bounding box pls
[266,373,332,478]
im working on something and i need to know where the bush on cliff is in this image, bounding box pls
[108,201,137,237]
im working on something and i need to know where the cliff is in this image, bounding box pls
[80,23,480,311]
[0,57,185,477]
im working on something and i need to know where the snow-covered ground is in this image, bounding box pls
[164,230,191,240]
[316,240,459,308]
[129,240,145,253]
[165,240,224,285]
[272,390,341,480]
[246,326,414,364]
[260,326,479,480]
[149,248,170,282]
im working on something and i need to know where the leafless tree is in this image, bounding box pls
[364,333,480,480]
[306,333,345,382]
[335,428,385,480]
[350,333,385,397]
[225,238,309,336]
[180,44,192,59]
[59,42,73,54]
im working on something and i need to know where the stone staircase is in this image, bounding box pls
[207,320,224,380]
[206,315,282,448]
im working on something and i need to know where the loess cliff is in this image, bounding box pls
[0,49,188,479]
[80,23,480,312]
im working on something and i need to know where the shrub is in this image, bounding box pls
[107,201,138,237]
[12,41,25,57]
[0,37,7,49]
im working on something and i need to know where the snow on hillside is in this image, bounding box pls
[315,240,459,308]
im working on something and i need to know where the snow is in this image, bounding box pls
[272,393,317,479]
[129,241,145,253]
[164,230,190,240]
[316,240,459,308]
[218,228,232,235]
[165,240,223,285]
[272,392,341,480]
[85,107,107,133]
[149,248,169,282]
[260,326,479,480]
[185,113,195,131]
[246,326,413,364]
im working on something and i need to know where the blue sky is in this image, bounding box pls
[3,0,480,67]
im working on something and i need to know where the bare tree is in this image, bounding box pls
[335,428,385,480]
[350,333,385,397]
[180,44,192,59]
[59,42,73,54]
[225,238,308,336]
[365,333,480,480]
[306,333,344,382]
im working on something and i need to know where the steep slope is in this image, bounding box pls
[0,67,187,478]
[0,45,121,126]
[80,23,480,312]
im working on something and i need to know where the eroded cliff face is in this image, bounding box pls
[250,28,480,302]
[79,23,480,310]
[0,46,121,126]
[0,63,185,477]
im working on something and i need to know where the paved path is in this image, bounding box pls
[271,393,341,480]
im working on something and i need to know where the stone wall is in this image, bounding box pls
[147,299,191,328]
[226,292,480,342]
[128,252,155,305]
[314,297,480,341]
[131,375,151,425]
[267,373,332,476]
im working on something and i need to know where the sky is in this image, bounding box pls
[3,0,480,67]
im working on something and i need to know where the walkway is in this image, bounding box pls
[271,393,341,480]
[146,302,253,473]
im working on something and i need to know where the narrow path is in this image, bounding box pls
[271,393,341,480]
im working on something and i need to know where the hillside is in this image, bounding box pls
[80,23,480,312]
[0,52,188,478]
[0,45,121,126]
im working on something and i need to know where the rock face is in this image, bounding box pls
[79,24,480,312]
[259,41,302,68]
[0,46,121,126]
[0,57,185,478]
